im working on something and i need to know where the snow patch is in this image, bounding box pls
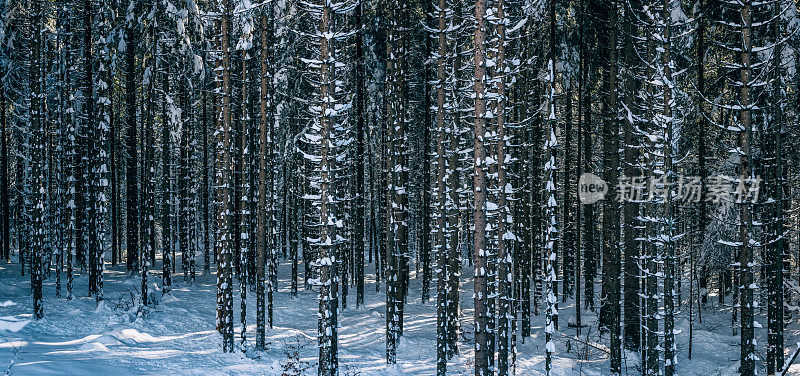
[0,316,31,332]
[77,342,110,352]
[113,328,160,345]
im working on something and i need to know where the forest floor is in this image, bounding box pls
[0,260,798,375]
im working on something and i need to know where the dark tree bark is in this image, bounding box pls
[0,65,8,263]
[202,51,211,274]
[419,0,432,306]
[472,0,489,371]
[434,0,448,371]
[738,1,754,374]
[354,0,366,308]
[256,7,274,350]
[766,3,786,372]
[162,68,172,294]
[494,1,510,372]
[30,0,45,318]
[599,0,622,372]
[215,8,235,351]
[125,11,139,273]
[621,6,640,352]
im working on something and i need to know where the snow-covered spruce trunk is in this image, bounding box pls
[528,80,543,318]
[640,19,658,375]
[434,0,449,370]
[765,1,787,373]
[518,22,533,335]
[686,6,705,357]
[0,59,7,263]
[110,104,119,268]
[184,61,198,282]
[353,0,366,309]
[660,0,676,373]
[303,0,350,369]
[738,0,755,374]
[544,0,559,373]
[262,6,278,327]
[581,73,595,312]
[562,85,575,306]
[72,6,87,278]
[385,0,398,362]
[485,6,498,371]
[238,50,250,348]
[575,0,587,332]
[620,5,640,352]
[83,0,105,301]
[179,65,193,283]
[92,0,113,302]
[600,0,622,373]
[162,61,173,295]
[124,0,140,274]
[53,20,68,295]
[202,54,211,274]
[30,0,44,319]
[249,49,262,293]
[385,0,409,362]
[255,9,270,351]
[446,1,462,357]
[266,76,276,322]
[188,89,198,281]
[16,104,28,278]
[397,1,409,336]
[560,81,573,304]
[693,0,708,319]
[214,0,235,350]
[141,81,150,306]
[82,0,95,294]
[420,0,433,306]
[290,165,298,297]
[492,0,513,372]
[473,0,489,371]
[140,11,158,307]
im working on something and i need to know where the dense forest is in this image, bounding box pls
[0,0,799,374]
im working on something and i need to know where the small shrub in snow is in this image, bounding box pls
[280,341,311,376]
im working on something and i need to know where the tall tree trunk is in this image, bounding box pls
[420,0,433,306]
[256,11,269,352]
[446,4,462,354]
[473,0,489,371]
[766,3,785,373]
[738,0,754,374]
[582,68,595,312]
[316,1,339,373]
[30,0,45,319]
[354,0,366,308]
[434,0,448,371]
[661,2,676,374]
[110,113,118,267]
[601,0,622,373]
[575,0,585,332]
[215,8,235,351]
[162,67,172,294]
[125,12,139,273]
[621,6,640,352]
[202,52,211,273]
[544,0,559,374]
[0,65,8,263]
[495,0,511,373]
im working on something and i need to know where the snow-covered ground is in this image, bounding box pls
[0,261,797,375]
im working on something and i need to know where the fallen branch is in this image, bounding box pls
[560,332,610,355]
[780,342,800,376]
